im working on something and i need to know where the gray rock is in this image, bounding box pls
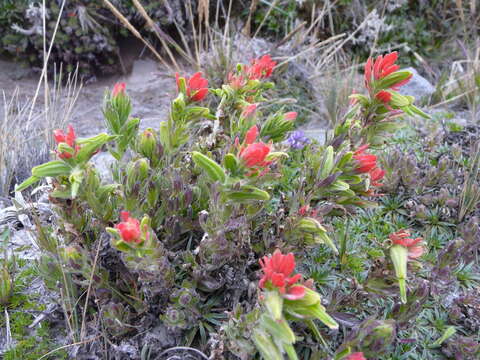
[90,151,116,183]
[399,67,435,101]
[303,129,327,145]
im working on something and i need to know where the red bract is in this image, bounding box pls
[228,72,246,90]
[298,205,319,218]
[364,51,411,91]
[353,145,377,174]
[240,142,271,167]
[375,90,392,104]
[284,112,297,121]
[176,72,209,102]
[389,229,424,259]
[54,125,79,159]
[112,82,126,97]
[242,103,258,118]
[239,125,272,169]
[246,55,276,80]
[370,167,385,187]
[115,211,142,243]
[259,249,305,300]
[245,125,259,144]
[346,352,367,360]
[298,205,309,216]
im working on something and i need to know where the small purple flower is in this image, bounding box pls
[286,130,311,150]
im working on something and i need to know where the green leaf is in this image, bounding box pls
[76,133,116,163]
[223,153,239,174]
[192,151,226,183]
[337,151,353,169]
[320,146,334,178]
[389,91,411,107]
[225,185,270,202]
[409,104,431,119]
[252,329,283,360]
[264,291,283,320]
[376,70,412,90]
[15,176,41,192]
[260,314,296,344]
[430,326,456,347]
[31,160,71,178]
[329,180,350,192]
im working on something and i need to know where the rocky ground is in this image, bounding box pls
[0,56,175,137]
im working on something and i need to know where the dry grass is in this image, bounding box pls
[0,68,82,198]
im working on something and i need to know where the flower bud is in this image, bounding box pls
[61,246,81,261]
[138,128,157,160]
[390,244,408,303]
[263,291,283,321]
[126,158,150,190]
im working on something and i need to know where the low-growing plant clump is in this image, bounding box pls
[3,51,478,359]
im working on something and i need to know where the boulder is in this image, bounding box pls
[90,151,116,183]
[400,67,436,101]
[302,128,327,145]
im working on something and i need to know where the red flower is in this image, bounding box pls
[370,167,385,187]
[353,144,385,191]
[374,52,400,80]
[375,90,392,104]
[299,205,309,216]
[353,145,377,174]
[389,229,424,259]
[54,125,79,159]
[284,112,297,121]
[176,72,209,102]
[112,82,126,97]
[346,352,367,360]
[298,205,318,218]
[259,249,305,300]
[228,72,246,90]
[364,52,411,91]
[246,55,276,80]
[115,211,142,243]
[240,142,271,167]
[245,125,259,145]
[239,126,273,174]
[242,103,258,118]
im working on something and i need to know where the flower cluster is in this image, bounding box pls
[259,249,305,300]
[115,211,142,243]
[16,50,432,360]
[285,130,310,150]
[112,82,126,97]
[54,124,80,159]
[298,204,318,218]
[389,229,424,259]
[364,51,412,104]
[353,144,385,188]
[238,125,272,174]
[227,72,247,90]
[241,103,258,118]
[245,55,276,80]
[175,71,209,102]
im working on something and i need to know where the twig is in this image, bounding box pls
[80,237,103,341]
[102,0,172,72]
